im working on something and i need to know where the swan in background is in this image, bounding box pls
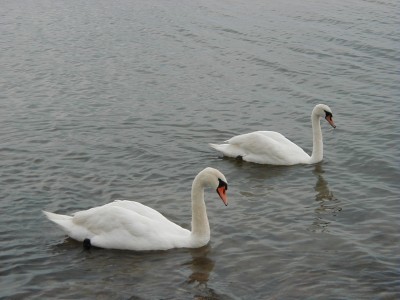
[43,167,228,251]
[210,104,336,165]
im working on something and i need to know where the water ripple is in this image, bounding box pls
[1,0,399,299]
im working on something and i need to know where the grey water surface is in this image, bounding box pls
[1,0,399,299]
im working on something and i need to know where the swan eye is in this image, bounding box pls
[324,110,333,117]
[218,178,228,190]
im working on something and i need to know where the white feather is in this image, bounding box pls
[210,104,336,165]
[43,167,228,251]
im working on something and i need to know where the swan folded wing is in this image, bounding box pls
[255,131,294,144]
[72,202,190,250]
[228,131,309,165]
[43,211,87,239]
[110,200,169,220]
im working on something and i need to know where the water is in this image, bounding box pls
[1,0,399,299]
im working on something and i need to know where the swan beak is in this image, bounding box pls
[217,186,228,206]
[325,115,336,128]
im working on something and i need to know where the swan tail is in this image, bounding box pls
[209,143,221,150]
[209,143,228,154]
[43,211,93,242]
[209,143,243,158]
[43,211,74,232]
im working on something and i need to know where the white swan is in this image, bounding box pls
[210,104,336,165]
[43,167,228,251]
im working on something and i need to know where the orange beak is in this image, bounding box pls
[325,115,336,128]
[217,186,228,206]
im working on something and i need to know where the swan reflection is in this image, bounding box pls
[181,244,233,300]
[185,244,215,284]
[309,164,341,232]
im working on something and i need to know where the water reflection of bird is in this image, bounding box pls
[185,245,215,284]
[309,164,341,232]
[314,164,335,202]
[183,245,228,300]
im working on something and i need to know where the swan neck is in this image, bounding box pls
[190,179,210,241]
[310,113,323,163]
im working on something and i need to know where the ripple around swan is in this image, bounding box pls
[1,0,399,299]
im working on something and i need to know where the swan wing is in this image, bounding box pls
[45,201,190,250]
[211,131,310,165]
[73,202,190,250]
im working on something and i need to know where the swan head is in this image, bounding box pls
[313,104,336,128]
[196,167,228,206]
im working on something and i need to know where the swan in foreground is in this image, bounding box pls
[43,167,228,251]
[210,104,336,165]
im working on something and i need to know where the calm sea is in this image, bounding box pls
[1,0,399,299]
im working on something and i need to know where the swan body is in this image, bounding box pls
[43,167,228,251]
[210,104,336,165]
